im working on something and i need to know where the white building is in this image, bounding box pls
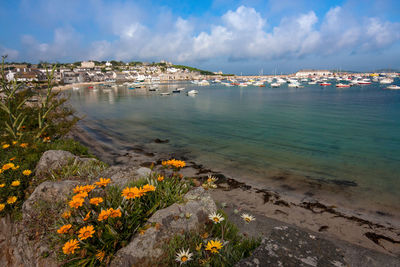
[295,69,332,77]
[81,61,95,69]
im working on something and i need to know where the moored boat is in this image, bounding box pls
[336,83,350,88]
[386,85,400,90]
[320,82,331,86]
[187,90,198,95]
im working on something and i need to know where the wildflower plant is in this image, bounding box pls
[164,210,260,266]
[54,170,190,266]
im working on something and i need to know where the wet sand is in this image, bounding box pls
[68,123,400,257]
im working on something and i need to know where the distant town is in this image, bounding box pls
[2,59,399,87]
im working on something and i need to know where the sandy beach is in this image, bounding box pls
[68,123,400,258]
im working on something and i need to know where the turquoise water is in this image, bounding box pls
[68,81,400,212]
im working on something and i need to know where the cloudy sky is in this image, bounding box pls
[1,0,400,74]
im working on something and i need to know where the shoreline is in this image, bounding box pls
[53,81,111,91]
[68,122,400,257]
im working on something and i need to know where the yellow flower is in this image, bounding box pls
[57,224,72,234]
[241,213,256,223]
[69,198,84,209]
[12,165,20,170]
[162,159,186,169]
[205,240,223,254]
[7,196,17,204]
[22,170,32,176]
[62,211,71,219]
[0,184,5,188]
[11,180,20,187]
[89,197,103,206]
[142,184,156,193]
[2,163,15,171]
[20,143,28,148]
[98,209,111,221]
[83,184,96,193]
[121,187,145,199]
[109,208,122,218]
[96,250,105,262]
[157,175,164,182]
[83,211,91,221]
[62,239,80,255]
[195,243,202,251]
[95,178,111,187]
[12,141,17,145]
[0,204,5,211]
[72,192,88,201]
[78,225,95,240]
[2,144,10,149]
[73,184,96,194]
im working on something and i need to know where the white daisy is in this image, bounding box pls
[241,213,256,223]
[175,248,193,265]
[208,212,225,224]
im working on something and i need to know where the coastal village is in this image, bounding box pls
[3,60,399,88]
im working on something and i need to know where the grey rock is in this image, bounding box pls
[136,167,152,178]
[110,187,217,267]
[101,165,140,187]
[35,150,76,176]
[22,180,79,220]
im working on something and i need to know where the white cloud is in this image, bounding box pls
[12,4,400,66]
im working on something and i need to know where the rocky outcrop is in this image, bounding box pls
[110,187,217,267]
[35,149,97,176]
[101,165,152,187]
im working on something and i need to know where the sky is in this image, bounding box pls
[1,0,400,74]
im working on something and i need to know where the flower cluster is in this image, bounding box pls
[0,154,32,213]
[202,175,218,190]
[55,176,160,265]
[162,159,186,169]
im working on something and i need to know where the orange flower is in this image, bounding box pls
[72,192,88,200]
[22,170,31,176]
[0,184,5,188]
[7,196,17,204]
[2,144,10,149]
[11,180,20,187]
[98,209,111,221]
[62,239,80,255]
[12,141,17,145]
[96,250,105,262]
[62,211,71,219]
[20,143,28,148]
[95,178,111,187]
[43,136,51,142]
[121,187,145,199]
[57,224,72,234]
[78,225,95,240]
[157,175,164,182]
[2,163,14,170]
[83,211,91,221]
[162,159,186,169]
[109,208,122,218]
[142,184,156,193]
[12,165,20,170]
[69,198,84,209]
[9,157,16,161]
[73,184,96,194]
[89,197,103,206]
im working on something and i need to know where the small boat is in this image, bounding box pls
[72,87,79,90]
[177,87,185,91]
[336,83,350,88]
[172,89,180,93]
[386,85,400,90]
[320,82,331,86]
[187,90,198,95]
[270,83,280,88]
[88,86,94,89]
[128,87,135,90]
[160,92,171,96]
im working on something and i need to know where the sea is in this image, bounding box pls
[67,79,400,218]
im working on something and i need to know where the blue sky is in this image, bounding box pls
[1,0,400,74]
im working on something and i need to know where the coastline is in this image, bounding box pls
[53,81,111,91]
[68,122,400,257]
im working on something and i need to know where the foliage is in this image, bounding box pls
[0,139,94,218]
[172,65,216,75]
[163,210,260,266]
[53,171,191,266]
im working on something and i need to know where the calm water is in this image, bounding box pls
[68,81,400,213]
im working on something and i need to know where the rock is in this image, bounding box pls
[154,138,169,144]
[110,187,217,267]
[235,226,347,267]
[35,150,77,176]
[22,180,79,220]
[136,167,152,178]
[101,165,141,187]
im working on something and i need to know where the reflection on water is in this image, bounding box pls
[68,81,400,214]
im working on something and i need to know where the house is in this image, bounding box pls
[295,69,332,77]
[81,61,95,69]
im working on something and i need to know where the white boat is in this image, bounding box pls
[336,83,350,88]
[198,80,210,86]
[386,85,400,90]
[177,87,185,91]
[271,83,280,88]
[72,87,79,90]
[187,90,198,95]
[380,78,394,84]
[160,92,171,96]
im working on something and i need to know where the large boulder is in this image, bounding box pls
[22,180,79,220]
[101,166,152,187]
[110,187,217,267]
[35,150,77,176]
